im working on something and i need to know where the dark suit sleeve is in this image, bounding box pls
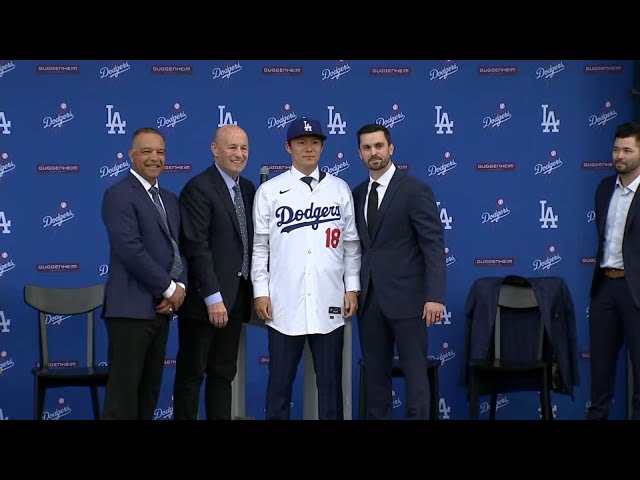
[102,187,172,297]
[179,180,221,300]
[409,181,446,303]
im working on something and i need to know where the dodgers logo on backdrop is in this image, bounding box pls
[586,210,596,223]
[99,61,130,79]
[212,61,242,80]
[541,104,560,133]
[0,310,10,333]
[218,105,238,127]
[534,149,563,176]
[433,305,452,326]
[589,101,618,128]
[438,398,451,419]
[0,61,16,78]
[100,152,130,179]
[0,112,11,135]
[42,397,72,420]
[392,390,403,409]
[429,60,459,81]
[0,211,11,234]
[444,247,456,267]
[326,106,347,135]
[322,60,351,81]
[0,252,15,278]
[482,199,510,224]
[437,202,453,230]
[539,200,558,228]
[428,151,457,177]
[267,103,296,130]
[43,102,75,130]
[321,153,350,177]
[376,103,405,129]
[154,396,174,420]
[480,395,509,414]
[158,103,188,129]
[276,203,341,233]
[533,245,562,271]
[42,202,75,229]
[483,102,512,129]
[106,105,126,134]
[0,152,16,179]
[0,350,15,373]
[536,61,565,81]
[428,342,455,365]
[434,105,453,134]
[45,314,71,326]
[99,264,109,276]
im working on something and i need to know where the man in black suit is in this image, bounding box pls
[173,124,256,420]
[588,122,640,420]
[353,123,445,420]
[101,127,187,420]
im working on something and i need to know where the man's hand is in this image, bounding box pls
[423,301,444,326]
[156,298,175,316]
[343,291,358,319]
[254,296,272,321]
[207,301,228,328]
[168,283,186,310]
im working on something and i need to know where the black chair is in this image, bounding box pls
[467,277,553,420]
[358,358,441,420]
[24,284,109,420]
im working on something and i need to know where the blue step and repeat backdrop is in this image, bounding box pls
[0,59,635,420]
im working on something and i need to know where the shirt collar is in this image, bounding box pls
[369,162,396,188]
[130,168,157,191]
[291,165,320,181]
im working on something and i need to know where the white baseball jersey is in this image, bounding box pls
[252,166,361,335]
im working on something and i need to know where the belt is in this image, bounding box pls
[602,268,625,279]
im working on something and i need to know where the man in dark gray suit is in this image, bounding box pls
[588,122,640,420]
[173,124,256,420]
[352,123,445,420]
[101,127,187,420]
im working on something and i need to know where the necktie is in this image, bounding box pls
[367,181,379,237]
[301,176,314,191]
[149,186,184,280]
[233,184,249,279]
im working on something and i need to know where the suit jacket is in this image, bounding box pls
[591,174,640,309]
[178,165,256,321]
[462,276,579,396]
[352,169,445,320]
[102,172,187,319]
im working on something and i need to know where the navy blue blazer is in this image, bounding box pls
[462,276,579,396]
[102,172,187,319]
[352,169,445,320]
[178,165,256,321]
[591,174,640,309]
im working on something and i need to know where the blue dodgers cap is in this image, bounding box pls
[286,117,327,142]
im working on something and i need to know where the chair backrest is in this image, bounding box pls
[24,284,105,369]
[494,277,545,362]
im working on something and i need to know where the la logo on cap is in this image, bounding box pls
[304,121,313,132]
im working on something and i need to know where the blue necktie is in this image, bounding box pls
[149,186,183,280]
[233,184,249,279]
[301,176,314,191]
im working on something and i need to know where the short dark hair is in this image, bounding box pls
[614,122,640,144]
[356,123,392,147]
[131,127,165,147]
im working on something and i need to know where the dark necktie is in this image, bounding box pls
[367,181,379,237]
[301,176,314,191]
[148,186,184,280]
[232,184,249,279]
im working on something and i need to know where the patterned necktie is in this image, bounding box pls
[301,176,314,191]
[233,184,249,279]
[367,181,379,237]
[148,186,184,280]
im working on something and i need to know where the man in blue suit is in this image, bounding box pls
[353,124,445,420]
[588,122,640,420]
[101,127,187,420]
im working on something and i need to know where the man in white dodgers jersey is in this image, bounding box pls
[251,116,361,420]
